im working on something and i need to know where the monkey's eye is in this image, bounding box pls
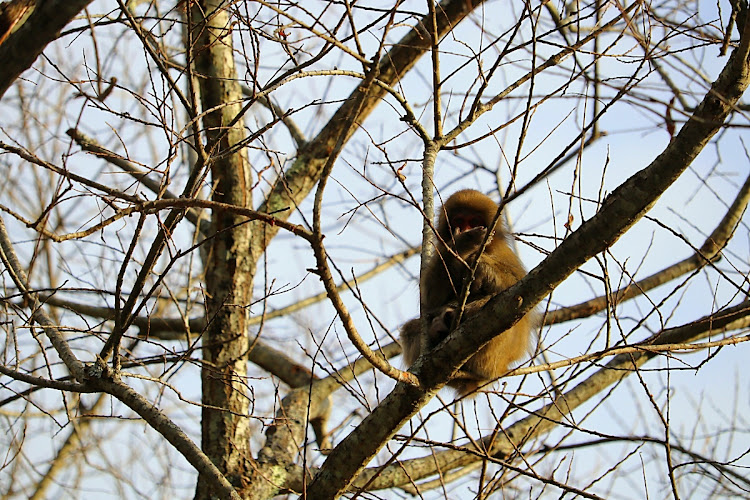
[451,214,486,233]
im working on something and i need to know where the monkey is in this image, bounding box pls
[400,189,533,397]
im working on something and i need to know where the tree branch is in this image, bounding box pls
[304,16,750,497]
[0,0,95,98]
[251,0,489,262]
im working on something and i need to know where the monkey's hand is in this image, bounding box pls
[453,226,491,255]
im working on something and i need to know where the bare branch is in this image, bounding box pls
[305,18,750,496]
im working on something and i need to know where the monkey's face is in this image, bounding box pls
[443,212,493,252]
[449,213,487,236]
[436,189,502,254]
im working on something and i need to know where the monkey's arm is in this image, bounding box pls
[400,313,484,382]
[452,226,488,257]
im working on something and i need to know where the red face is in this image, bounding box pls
[450,213,485,234]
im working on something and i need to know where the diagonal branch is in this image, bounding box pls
[548,170,750,324]
[250,0,490,262]
[304,15,750,498]
[0,0,95,98]
[91,373,241,500]
[0,216,86,381]
[300,300,750,494]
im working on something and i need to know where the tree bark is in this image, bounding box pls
[304,14,750,497]
[189,1,253,497]
[0,0,95,98]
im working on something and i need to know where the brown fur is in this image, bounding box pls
[400,189,533,397]
[421,190,527,310]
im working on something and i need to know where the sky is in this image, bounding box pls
[1,0,749,498]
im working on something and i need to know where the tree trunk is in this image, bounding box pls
[189,1,254,497]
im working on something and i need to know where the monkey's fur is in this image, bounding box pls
[401,189,533,396]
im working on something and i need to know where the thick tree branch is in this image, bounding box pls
[317,301,750,494]
[250,0,489,262]
[548,170,750,324]
[91,374,241,500]
[304,16,750,497]
[0,0,94,98]
[187,1,255,496]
